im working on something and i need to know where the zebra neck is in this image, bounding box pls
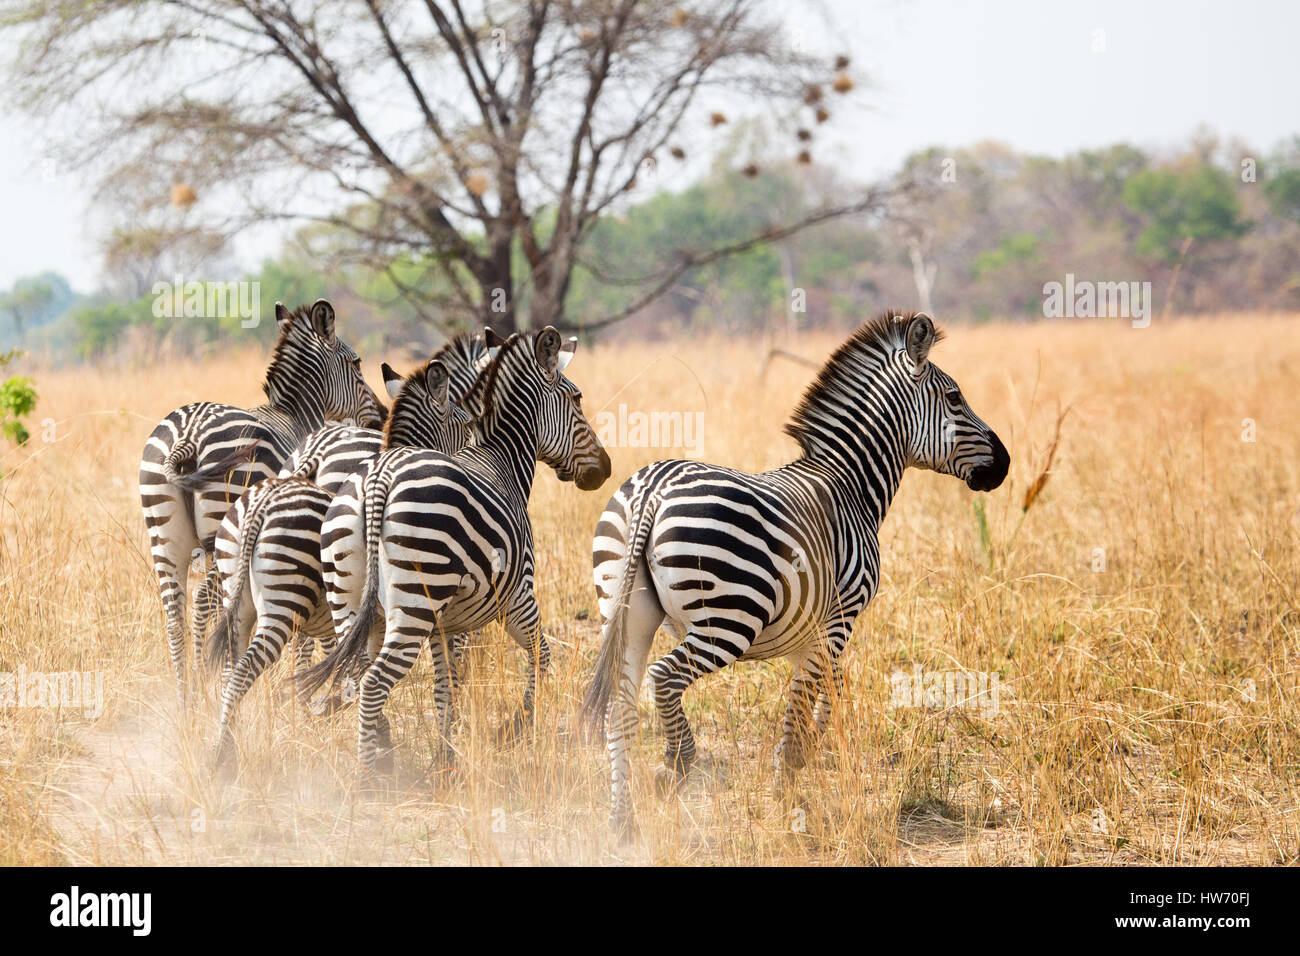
[261,351,328,440]
[252,402,326,450]
[457,440,535,506]
[790,420,907,525]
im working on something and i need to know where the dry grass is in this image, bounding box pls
[1,313,1298,865]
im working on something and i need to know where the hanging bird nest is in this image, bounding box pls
[832,72,854,94]
[170,183,197,208]
[709,112,727,127]
[465,173,490,196]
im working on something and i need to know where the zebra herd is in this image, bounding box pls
[139,300,1008,835]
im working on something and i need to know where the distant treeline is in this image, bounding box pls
[6,133,1300,362]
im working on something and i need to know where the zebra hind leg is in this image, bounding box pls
[209,619,294,773]
[191,565,222,684]
[646,629,743,797]
[356,607,427,786]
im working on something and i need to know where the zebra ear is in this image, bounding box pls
[535,326,563,376]
[556,336,578,373]
[484,327,505,362]
[274,302,290,330]
[310,299,336,341]
[425,360,451,408]
[381,362,404,400]
[905,313,936,370]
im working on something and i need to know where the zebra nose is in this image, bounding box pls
[966,431,1009,492]
[576,447,612,491]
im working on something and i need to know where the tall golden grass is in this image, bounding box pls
[0,313,1297,865]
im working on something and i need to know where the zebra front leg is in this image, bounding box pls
[498,597,551,745]
[647,631,742,795]
[425,631,458,770]
[209,621,292,772]
[775,658,824,780]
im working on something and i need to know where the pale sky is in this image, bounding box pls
[1,0,1297,292]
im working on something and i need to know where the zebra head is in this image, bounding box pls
[271,299,386,429]
[380,359,473,452]
[900,312,1009,492]
[481,326,612,491]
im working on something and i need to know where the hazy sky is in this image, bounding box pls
[2,0,1297,292]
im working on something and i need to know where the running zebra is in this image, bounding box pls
[581,311,1010,835]
[139,299,385,707]
[204,357,473,769]
[299,327,611,778]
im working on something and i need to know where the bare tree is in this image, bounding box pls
[6,0,891,333]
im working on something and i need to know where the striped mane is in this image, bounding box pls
[261,303,318,406]
[460,331,529,436]
[783,310,944,454]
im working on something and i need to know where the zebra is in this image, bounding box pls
[581,311,1010,835]
[203,356,473,769]
[298,327,612,779]
[139,299,386,708]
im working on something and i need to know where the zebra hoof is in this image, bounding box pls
[653,765,689,799]
[206,740,236,777]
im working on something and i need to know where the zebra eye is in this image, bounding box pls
[945,388,961,403]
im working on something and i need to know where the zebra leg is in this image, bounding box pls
[425,630,457,769]
[498,595,551,744]
[812,660,846,736]
[776,657,824,776]
[357,608,425,782]
[449,630,473,690]
[191,564,222,678]
[148,525,199,710]
[603,562,667,838]
[647,629,744,793]
[209,619,292,772]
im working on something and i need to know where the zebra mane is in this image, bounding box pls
[430,331,488,400]
[783,310,945,453]
[261,303,319,407]
[460,330,530,432]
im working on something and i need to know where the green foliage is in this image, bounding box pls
[1123,165,1251,261]
[1264,167,1300,224]
[0,350,37,451]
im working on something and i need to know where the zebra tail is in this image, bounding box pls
[166,438,261,492]
[296,467,387,698]
[204,488,273,674]
[580,490,660,736]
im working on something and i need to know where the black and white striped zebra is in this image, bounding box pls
[581,311,1010,835]
[139,299,385,707]
[299,327,612,778]
[203,357,473,769]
